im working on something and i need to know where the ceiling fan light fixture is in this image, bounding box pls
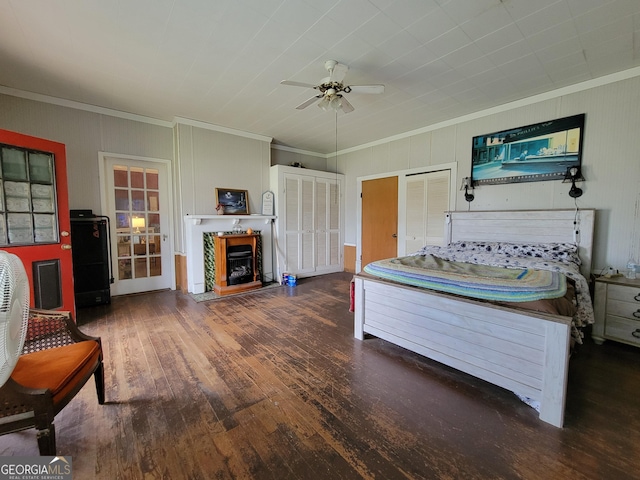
[318,96,331,111]
[282,60,384,114]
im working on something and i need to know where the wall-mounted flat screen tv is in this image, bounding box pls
[471,114,585,186]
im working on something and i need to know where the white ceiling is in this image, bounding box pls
[0,0,639,154]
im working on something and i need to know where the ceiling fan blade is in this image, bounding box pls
[296,95,322,110]
[281,80,317,89]
[340,96,354,113]
[330,63,349,83]
[347,84,385,94]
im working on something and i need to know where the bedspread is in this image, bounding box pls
[408,241,594,342]
[363,255,567,302]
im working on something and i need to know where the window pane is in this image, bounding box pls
[116,213,130,229]
[146,170,159,189]
[117,236,131,258]
[34,214,56,243]
[131,190,145,211]
[150,235,161,254]
[148,213,160,232]
[134,257,148,278]
[150,256,161,277]
[113,166,128,187]
[147,191,159,212]
[7,213,33,243]
[131,168,144,189]
[31,184,54,212]
[28,153,53,183]
[134,238,147,255]
[0,214,6,244]
[115,189,130,210]
[2,148,27,181]
[5,187,30,211]
[118,259,132,280]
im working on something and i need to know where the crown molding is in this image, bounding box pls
[173,116,272,143]
[336,66,640,157]
[0,85,174,128]
[271,144,326,158]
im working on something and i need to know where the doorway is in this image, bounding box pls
[100,154,173,295]
[358,162,457,272]
[361,176,398,268]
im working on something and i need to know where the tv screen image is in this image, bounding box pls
[471,114,585,186]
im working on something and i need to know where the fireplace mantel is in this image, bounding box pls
[184,214,276,294]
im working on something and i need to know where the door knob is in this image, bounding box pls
[61,244,72,250]
[392,233,398,238]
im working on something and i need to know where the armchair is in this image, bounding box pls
[0,308,105,455]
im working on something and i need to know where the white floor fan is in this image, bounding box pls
[0,251,29,387]
[281,60,384,113]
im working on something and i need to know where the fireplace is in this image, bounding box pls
[213,233,262,295]
[227,244,253,285]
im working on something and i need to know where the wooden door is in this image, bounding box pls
[104,156,172,295]
[361,176,398,267]
[0,129,74,315]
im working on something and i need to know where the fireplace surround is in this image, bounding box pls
[184,215,275,294]
[213,233,261,295]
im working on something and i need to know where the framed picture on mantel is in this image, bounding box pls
[215,188,249,215]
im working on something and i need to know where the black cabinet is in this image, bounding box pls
[70,215,111,307]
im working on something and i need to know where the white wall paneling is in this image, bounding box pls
[339,75,640,273]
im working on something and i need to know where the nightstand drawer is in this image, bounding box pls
[608,284,640,303]
[607,299,640,320]
[605,315,640,347]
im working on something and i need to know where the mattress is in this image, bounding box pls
[365,241,594,342]
[363,254,567,303]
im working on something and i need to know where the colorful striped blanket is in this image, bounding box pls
[363,254,566,302]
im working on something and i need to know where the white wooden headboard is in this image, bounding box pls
[445,209,596,277]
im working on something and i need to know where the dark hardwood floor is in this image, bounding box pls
[1,272,639,479]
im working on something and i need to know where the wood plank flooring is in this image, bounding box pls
[1,272,639,479]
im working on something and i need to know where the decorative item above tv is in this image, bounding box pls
[471,114,585,186]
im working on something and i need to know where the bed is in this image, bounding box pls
[354,209,595,427]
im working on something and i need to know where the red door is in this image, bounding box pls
[0,129,75,316]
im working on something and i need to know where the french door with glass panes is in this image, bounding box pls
[103,156,171,295]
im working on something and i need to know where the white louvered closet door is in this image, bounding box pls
[284,174,316,276]
[315,178,341,273]
[405,170,450,254]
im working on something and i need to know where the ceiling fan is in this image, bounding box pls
[281,60,384,113]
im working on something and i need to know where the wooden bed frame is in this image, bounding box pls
[354,209,595,427]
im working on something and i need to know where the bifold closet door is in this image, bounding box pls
[284,174,316,276]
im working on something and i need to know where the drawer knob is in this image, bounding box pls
[634,310,640,319]
[633,329,640,339]
[635,294,640,302]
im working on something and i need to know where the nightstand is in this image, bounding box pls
[593,276,640,347]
